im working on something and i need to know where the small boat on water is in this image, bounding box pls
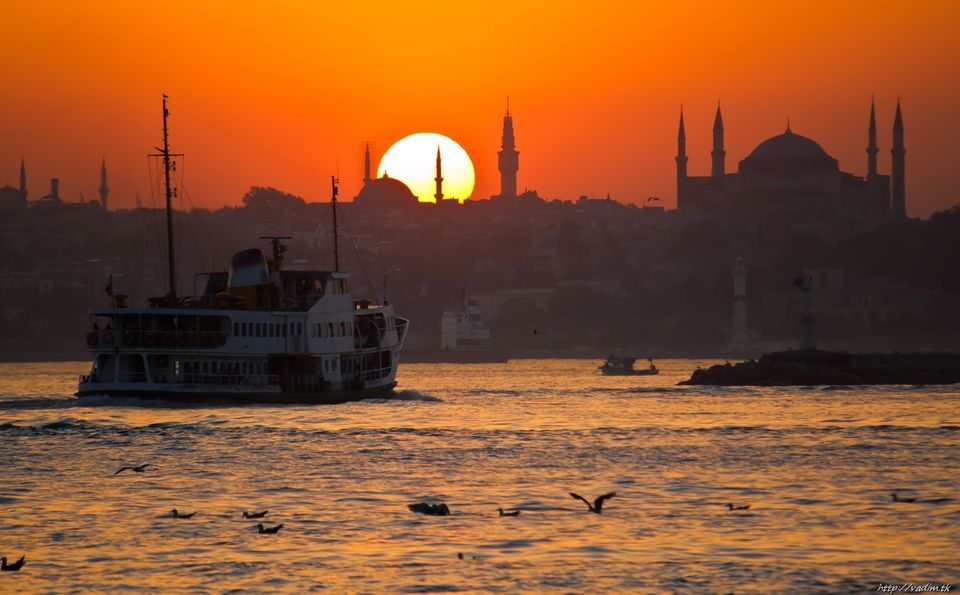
[599,355,658,376]
[76,96,408,404]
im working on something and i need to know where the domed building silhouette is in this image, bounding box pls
[676,100,906,233]
[352,143,419,207]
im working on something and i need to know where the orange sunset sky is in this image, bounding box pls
[1,1,959,216]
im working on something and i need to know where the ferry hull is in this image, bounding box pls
[76,382,397,405]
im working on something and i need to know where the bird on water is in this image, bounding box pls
[242,510,269,519]
[498,508,521,517]
[257,523,284,534]
[569,492,616,514]
[726,503,750,511]
[409,502,451,516]
[114,464,150,475]
[1,555,26,571]
[891,492,916,503]
[170,509,196,519]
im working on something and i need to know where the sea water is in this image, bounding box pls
[0,360,958,593]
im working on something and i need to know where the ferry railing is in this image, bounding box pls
[80,372,284,387]
[181,373,278,386]
[87,330,228,350]
[395,319,408,343]
[361,365,392,381]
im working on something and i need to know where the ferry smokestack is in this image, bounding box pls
[50,178,59,199]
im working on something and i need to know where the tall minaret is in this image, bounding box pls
[891,100,906,219]
[711,103,725,178]
[19,156,26,199]
[434,146,444,203]
[99,158,109,211]
[866,97,878,179]
[363,142,372,183]
[497,97,519,198]
[676,107,688,184]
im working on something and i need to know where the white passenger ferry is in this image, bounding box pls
[76,96,407,403]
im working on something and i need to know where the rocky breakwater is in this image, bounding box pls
[681,350,960,386]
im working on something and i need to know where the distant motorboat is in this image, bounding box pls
[599,355,658,376]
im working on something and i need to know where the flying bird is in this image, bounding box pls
[170,509,196,519]
[891,492,916,503]
[569,492,616,514]
[113,464,150,475]
[1,555,26,572]
[498,508,521,517]
[726,503,750,511]
[242,510,269,519]
[257,523,284,534]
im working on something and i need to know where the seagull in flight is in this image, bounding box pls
[569,492,616,514]
[114,464,151,475]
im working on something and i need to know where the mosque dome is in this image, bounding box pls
[739,127,839,175]
[353,174,418,206]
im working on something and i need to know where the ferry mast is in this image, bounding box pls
[331,175,340,271]
[150,94,183,302]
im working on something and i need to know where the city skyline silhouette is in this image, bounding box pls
[1,2,958,216]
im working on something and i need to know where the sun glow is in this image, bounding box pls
[377,133,475,203]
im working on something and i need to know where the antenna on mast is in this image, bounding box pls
[331,175,340,271]
[149,94,183,303]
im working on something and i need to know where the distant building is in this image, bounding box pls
[34,177,64,207]
[495,98,519,199]
[676,99,906,231]
[353,142,419,207]
[0,158,27,211]
[99,158,109,211]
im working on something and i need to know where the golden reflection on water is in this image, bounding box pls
[0,360,958,592]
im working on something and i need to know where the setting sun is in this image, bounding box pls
[377,133,475,203]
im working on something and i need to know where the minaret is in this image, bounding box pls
[711,103,725,178]
[497,97,519,198]
[676,107,688,183]
[363,142,372,183]
[434,146,444,203]
[99,157,109,211]
[19,157,26,200]
[676,107,688,210]
[891,100,906,219]
[866,97,878,179]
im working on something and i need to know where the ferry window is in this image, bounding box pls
[233,322,239,336]
[269,325,275,338]
[328,323,334,337]
[282,324,287,338]
[298,322,302,335]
